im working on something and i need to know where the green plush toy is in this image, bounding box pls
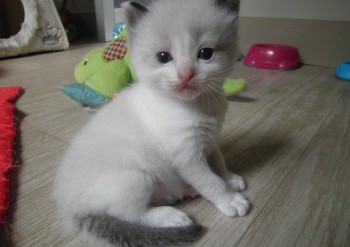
[223,78,246,96]
[74,29,137,98]
[60,24,137,107]
[60,23,245,107]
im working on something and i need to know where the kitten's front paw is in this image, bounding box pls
[227,173,246,192]
[216,193,250,217]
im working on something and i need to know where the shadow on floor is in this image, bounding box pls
[226,94,257,103]
[222,133,290,175]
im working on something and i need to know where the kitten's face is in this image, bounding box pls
[126,0,238,101]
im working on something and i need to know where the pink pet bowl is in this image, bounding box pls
[244,44,301,70]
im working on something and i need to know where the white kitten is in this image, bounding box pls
[53,0,249,246]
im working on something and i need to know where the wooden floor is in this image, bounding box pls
[0,43,349,247]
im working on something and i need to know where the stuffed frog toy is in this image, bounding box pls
[60,23,136,107]
[60,23,245,107]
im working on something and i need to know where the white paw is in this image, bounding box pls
[226,173,246,192]
[216,193,250,217]
[142,206,193,228]
[166,209,193,227]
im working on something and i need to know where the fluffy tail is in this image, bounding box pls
[76,214,205,247]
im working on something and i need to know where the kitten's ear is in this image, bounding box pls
[215,0,240,13]
[122,2,148,27]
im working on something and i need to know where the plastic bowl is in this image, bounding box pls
[336,61,350,81]
[244,44,301,70]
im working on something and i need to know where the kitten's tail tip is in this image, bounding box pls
[185,223,206,240]
[76,214,205,247]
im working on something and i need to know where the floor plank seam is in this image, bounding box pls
[21,120,70,145]
[234,159,298,247]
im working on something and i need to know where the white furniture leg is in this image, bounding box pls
[94,0,115,42]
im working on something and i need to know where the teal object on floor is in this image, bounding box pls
[60,83,110,107]
[336,61,350,81]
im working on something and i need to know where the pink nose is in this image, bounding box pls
[177,68,195,85]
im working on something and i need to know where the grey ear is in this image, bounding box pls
[122,2,148,27]
[215,0,240,13]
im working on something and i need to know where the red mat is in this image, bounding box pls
[0,86,23,226]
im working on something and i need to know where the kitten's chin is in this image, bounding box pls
[172,86,203,101]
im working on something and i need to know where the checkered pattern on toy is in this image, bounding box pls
[103,38,127,62]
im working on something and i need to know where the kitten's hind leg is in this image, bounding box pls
[100,170,156,222]
[100,170,192,228]
[140,206,193,228]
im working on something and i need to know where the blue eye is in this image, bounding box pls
[198,48,214,60]
[156,52,173,63]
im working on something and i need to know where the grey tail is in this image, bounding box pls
[76,214,205,247]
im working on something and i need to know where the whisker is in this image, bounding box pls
[207,84,225,97]
[207,86,224,108]
[210,65,235,76]
[209,83,225,90]
[207,77,232,81]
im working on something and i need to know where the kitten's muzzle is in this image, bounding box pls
[177,67,195,86]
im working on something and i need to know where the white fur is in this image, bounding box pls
[53,0,249,241]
